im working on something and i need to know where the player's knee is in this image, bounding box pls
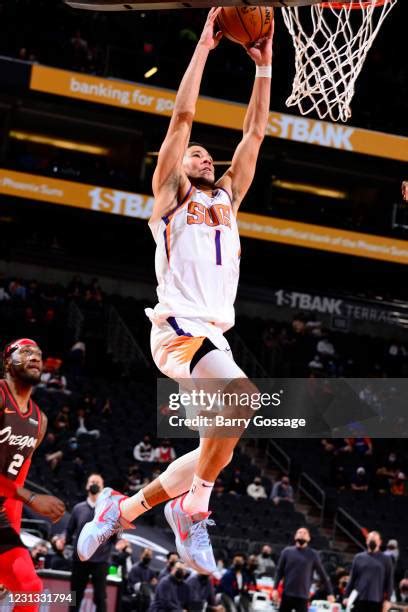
[224,377,259,419]
[12,574,42,595]
[14,560,43,593]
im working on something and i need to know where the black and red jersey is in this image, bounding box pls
[0,380,42,533]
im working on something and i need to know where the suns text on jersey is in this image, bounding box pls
[187,202,231,228]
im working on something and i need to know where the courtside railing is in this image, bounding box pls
[333,507,365,551]
[106,303,149,371]
[67,300,84,343]
[266,440,291,475]
[298,472,326,526]
[228,330,268,378]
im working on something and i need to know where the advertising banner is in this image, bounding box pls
[30,65,408,163]
[2,168,408,265]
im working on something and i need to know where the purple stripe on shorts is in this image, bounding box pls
[167,317,192,337]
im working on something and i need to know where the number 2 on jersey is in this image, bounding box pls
[8,453,24,476]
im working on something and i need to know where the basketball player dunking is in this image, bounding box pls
[0,339,65,609]
[78,8,273,575]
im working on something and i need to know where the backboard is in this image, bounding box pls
[64,0,325,11]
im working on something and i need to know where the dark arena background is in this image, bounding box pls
[0,0,407,610]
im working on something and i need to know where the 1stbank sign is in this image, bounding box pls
[267,115,354,150]
[0,169,154,219]
[2,169,408,265]
[29,65,408,163]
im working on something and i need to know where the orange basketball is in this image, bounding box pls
[217,6,273,46]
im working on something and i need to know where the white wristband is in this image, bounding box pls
[256,65,272,78]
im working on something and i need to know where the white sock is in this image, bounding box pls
[182,474,214,515]
[159,447,200,498]
[120,489,151,522]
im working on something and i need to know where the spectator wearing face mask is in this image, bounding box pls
[154,439,176,463]
[158,552,180,581]
[128,548,158,589]
[344,531,393,612]
[111,538,134,581]
[247,477,267,501]
[246,555,260,587]
[149,561,191,612]
[375,452,400,493]
[271,475,294,505]
[333,572,350,604]
[398,574,408,604]
[256,544,276,578]
[65,473,115,612]
[384,539,404,587]
[274,528,334,612]
[351,467,369,492]
[134,435,155,462]
[228,468,247,496]
[219,553,253,611]
[384,539,399,567]
[390,472,406,496]
[186,572,224,612]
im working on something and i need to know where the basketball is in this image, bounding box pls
[216,6,273,46]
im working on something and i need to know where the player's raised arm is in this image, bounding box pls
[150,8,222,222]
[218,22,274,215]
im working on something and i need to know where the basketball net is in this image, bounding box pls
[281,0,398,122]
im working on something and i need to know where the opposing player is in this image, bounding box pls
[78,8,273,574]
[0,338,65,609]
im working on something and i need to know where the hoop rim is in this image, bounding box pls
[320,0,390,9]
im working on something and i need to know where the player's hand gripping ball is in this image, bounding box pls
[216,6,273,46]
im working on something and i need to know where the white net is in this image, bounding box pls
[281,0,398,122]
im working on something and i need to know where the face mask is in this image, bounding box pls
[88,484,101,495]
[295,538,307,546]
[174,569,185,580]
[168,560,176,568]
[142,557,151,565]
[262,553,270,558]
[234,562,244,570]
[368,540,377,552]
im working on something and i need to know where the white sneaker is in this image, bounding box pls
[77,487,134,561]
[164,495,217,575]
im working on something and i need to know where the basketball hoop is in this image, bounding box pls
[281,0,398,122]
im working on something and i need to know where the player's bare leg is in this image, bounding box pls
[163,375,257,573]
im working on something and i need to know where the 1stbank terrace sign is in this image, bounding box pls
[274,290,406,328]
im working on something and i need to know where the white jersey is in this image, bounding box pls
[147,184,240,332]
